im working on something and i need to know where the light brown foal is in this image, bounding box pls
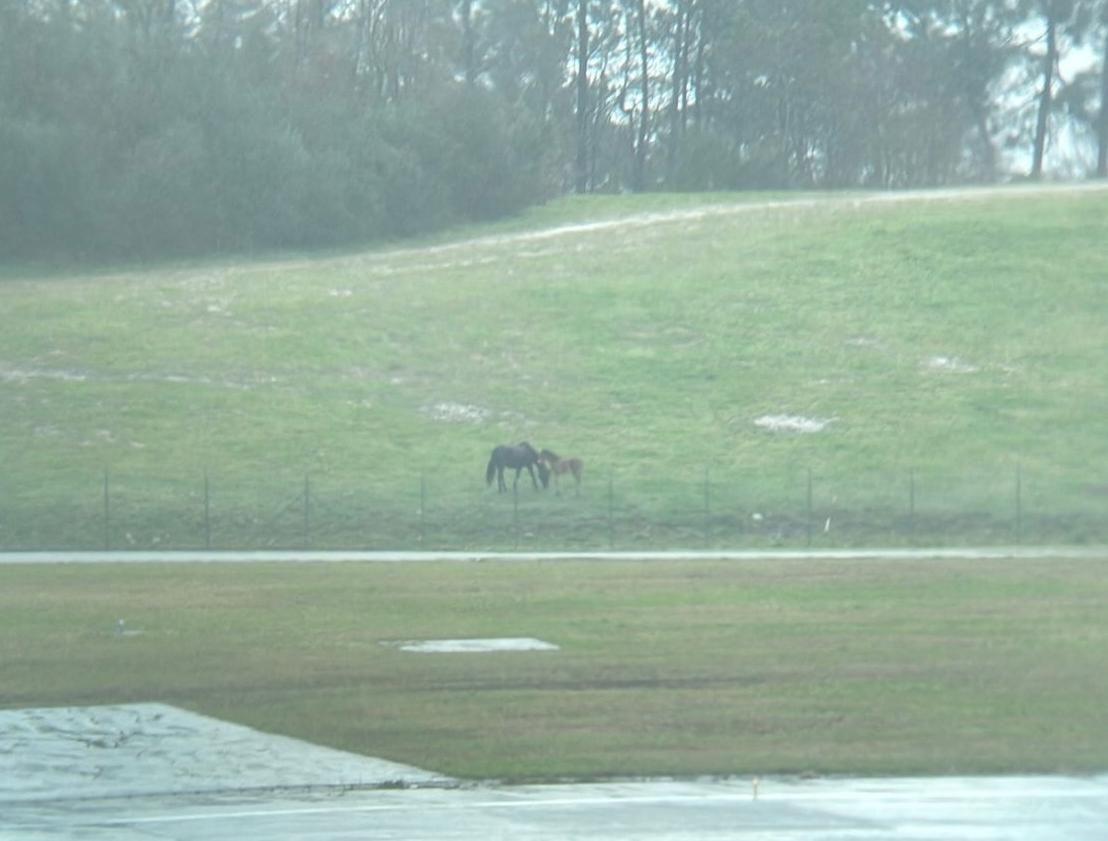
[538,449,583,495]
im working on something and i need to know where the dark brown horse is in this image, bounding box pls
[539,448,583,495]
[486,441,544,492]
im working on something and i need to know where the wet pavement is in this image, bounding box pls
[3,704,1106,840]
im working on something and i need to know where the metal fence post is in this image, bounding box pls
[1015,463,1022,543]
[703,466,711,547]
[419,474,427,547]
[103,467,111,551]
[908,468,916,543]
[303,473,311,550]
[607,474,615,550]
[512,483,519,550]
[806,468,813,548]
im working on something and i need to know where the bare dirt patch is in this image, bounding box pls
[383,638,560,653]
[753,415,836,433]
[923,355,979,374]
[419,402,493,424]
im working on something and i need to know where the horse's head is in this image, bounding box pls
[537,461,551,488]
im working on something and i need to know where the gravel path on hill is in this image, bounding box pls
[359,180,1108,267]
[22,181,1105,286]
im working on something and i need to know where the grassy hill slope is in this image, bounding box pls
[2,186,1106,549]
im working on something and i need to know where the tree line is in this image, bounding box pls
[3,0,1107,262]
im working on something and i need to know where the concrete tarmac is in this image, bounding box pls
[3,704,1106,840]
[8,774,1108,840]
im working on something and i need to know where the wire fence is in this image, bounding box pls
[0,463,1105,552]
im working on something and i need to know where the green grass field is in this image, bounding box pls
[2,186,1107,549]
[3,556,1107,780]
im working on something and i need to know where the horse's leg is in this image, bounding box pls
[497,466,507,492]
[526,464,538,489]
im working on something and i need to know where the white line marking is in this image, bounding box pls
[2,547,1105,564]
[103,792,754,825]
[98,783,1107,826]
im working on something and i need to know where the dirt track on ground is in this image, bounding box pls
[393,181,1108,258]
[62,180,1104,286]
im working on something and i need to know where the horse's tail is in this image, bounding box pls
[486,455,496,485]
